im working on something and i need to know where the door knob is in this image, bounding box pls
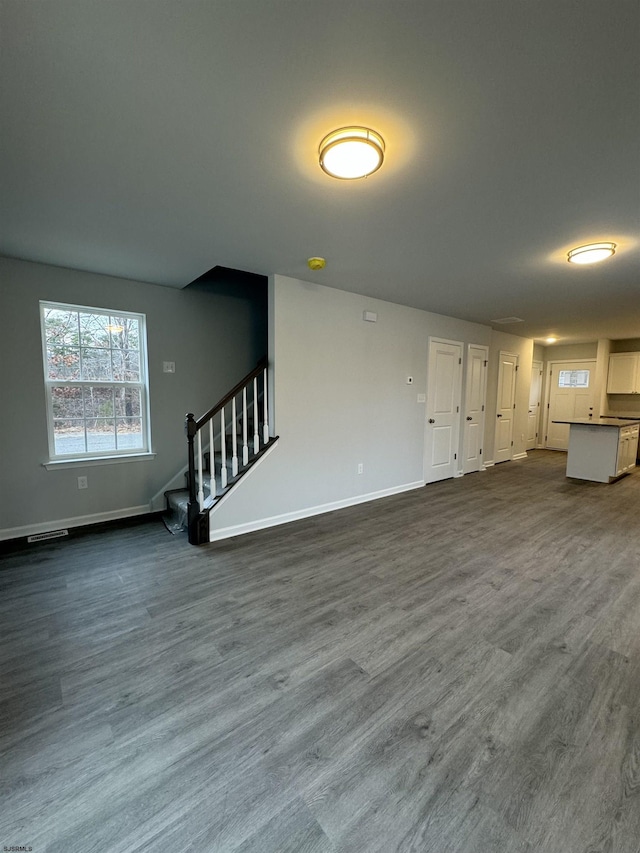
[428,418,435,424]
[466,416,472,421]
[497,413,503,418]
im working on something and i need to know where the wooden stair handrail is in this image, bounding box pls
[191,357,267,432]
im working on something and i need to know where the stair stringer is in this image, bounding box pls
[207,437,280,536]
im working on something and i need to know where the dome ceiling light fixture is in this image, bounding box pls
[567,242,616,264]
[319,126,385,180]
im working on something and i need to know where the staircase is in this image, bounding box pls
[164,358,278,544]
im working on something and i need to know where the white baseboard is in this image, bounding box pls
[209,479,425,543]
[512,452,528,461]
[483,460,495,468]
[0,505,151,542]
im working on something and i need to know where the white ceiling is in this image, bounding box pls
[1,0,638,344]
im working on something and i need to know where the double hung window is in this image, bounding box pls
[40,302,151,460]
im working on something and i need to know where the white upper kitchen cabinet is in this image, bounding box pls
[607,353,640,394]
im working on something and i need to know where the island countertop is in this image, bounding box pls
[551,417,640,428]
[552,418,639,482]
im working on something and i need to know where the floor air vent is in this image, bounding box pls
[27,529,69,543]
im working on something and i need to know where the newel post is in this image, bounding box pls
[185,413,206,545]
[185,413,197,506]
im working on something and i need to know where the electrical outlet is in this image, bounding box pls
[163,361,176,373]
[77,476,88,490]
[357,463,364,474]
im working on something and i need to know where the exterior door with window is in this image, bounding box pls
[494,351,518,464]
[546,361,596,450]
[425,339,463,483]
[463,344,488,474]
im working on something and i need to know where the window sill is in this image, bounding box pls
[43,452,156,471]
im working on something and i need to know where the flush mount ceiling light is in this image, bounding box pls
[319,126,385,179]
[567,242,616,264]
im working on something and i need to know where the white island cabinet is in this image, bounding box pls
[552,418,640,483]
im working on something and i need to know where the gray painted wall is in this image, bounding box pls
[0,257,265,536]
[541,342,598,361]
[209,275,497,537]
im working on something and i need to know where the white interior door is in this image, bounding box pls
[494,351,518,464]
[546,361,596,450]
[527,360,543,450]
[425,339,462,483]
[463,344,488,474]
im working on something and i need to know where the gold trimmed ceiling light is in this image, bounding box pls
[319,127,385,179]
[567,242,616,264]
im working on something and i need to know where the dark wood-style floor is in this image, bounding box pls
[1,450,639,853]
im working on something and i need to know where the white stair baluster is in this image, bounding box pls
[208,419,216,499]
[197,430,205,510]
[242,387,249,466]
[220,406,228,489]
[263,367,269,445]
[253,377,260,453]
[231,396,238,477]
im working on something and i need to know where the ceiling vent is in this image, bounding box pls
[491,317,524,324]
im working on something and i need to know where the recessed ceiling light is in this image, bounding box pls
[567,242,616,264]
[319,127,385,180]
[545,337,557,344]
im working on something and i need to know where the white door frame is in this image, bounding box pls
[494,351,519,464]
[424,337,463,483]
[463,344,489,474]
[543,359,596,448]
[527,359,543,450]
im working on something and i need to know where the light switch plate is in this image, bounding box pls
[163,361,176,373]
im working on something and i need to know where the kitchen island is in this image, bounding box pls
[552,418,640,483]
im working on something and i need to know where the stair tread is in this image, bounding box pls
[165,435,278,533]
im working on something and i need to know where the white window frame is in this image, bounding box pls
[40,301,152,463]
[558,368,590,388]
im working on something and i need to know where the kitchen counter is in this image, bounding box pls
[552,417,640,428]
[552,418,640,482]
